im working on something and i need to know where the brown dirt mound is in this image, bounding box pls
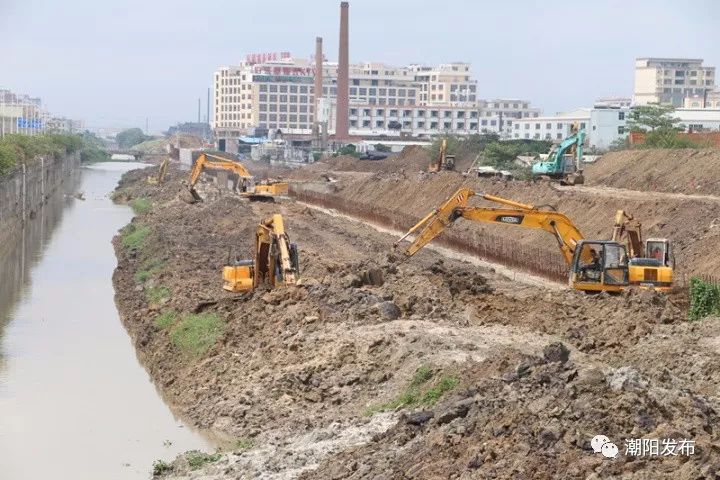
[302,346,720,480]
[586,149,720,195]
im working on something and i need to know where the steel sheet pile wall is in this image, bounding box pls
[289,185,568,283]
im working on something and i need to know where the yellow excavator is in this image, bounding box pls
[611,210,673,292]
[147,157,169,184]
[222,214,300,292]
[183,152,288,203]
[394,188,636,293]
[428,138,455,173]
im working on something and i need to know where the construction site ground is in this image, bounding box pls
[111,149,720,479]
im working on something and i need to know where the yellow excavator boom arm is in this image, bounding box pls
[395,187,585,265]
[188,153,253,188]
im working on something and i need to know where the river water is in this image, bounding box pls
[0,162,216,479]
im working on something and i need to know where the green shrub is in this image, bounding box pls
[130,197,152,214]
[171,313,225,356]
[80,146,109,163]
[0,144,16,175]
[152,459,172,476]
[689,277,720,321]
[154,311,178,329]
[121,223,150,251]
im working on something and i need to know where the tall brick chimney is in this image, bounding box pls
[335,1,350,139]
[314,37,323,129]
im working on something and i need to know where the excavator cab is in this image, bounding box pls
[570,241,629,292]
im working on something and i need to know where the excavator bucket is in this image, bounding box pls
[179,186,202,204]
[562,173,585,186]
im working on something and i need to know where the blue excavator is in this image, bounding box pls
[531,125,585,185]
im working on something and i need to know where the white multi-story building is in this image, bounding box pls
[511,107,629,150]
[213,55,541,145]
[634,58,716,107]
[410,63,478,106]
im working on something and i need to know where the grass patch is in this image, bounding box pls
[170,313,225,356]
[130,197,152,214]
[422,376,460,405]
[154,310,178,329]
[234,438,254,450]
[364,365,459,415]
[135,258,166,283]
[186,451,222,470]
[121,223,150,251]
[146,285,171,304]
[152,459,172,476]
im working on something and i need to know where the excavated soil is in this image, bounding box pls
[286,166,720,277]
[585,149,720,196]
[113,164,720,479]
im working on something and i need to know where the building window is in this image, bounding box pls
[618,112,625,120]
[457,122,464,129]
[535,123,540,129]
[481,120,488,126]
[580,122,586,129]
[557,133,562,140]
[376,109,384,115]
[618,126,625,134]
[490,120,497,126]
[430,122,438,129]
[269,85,278,92]
[444,122,451,129]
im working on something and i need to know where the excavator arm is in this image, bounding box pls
[394,188,585,265]
[611,210,644,258]
[188,153,252,189]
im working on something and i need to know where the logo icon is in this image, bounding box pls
[591,435,618,458]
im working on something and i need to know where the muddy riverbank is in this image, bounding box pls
[111,165,720,478]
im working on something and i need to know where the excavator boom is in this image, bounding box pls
[395,188,584,265]
[394,187,640,293]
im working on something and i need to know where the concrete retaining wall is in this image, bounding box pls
[0,154,80,243]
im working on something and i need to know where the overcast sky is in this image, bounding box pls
[1,0,719,133]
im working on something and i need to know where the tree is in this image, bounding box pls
[482,142,521,168]
[626,104,681,132]
[374,143,391,152]
[116,128,150,149]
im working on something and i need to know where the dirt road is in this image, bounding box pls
[112,166,720,479]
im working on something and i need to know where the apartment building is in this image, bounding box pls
[634,58,716,106]
[213,55,541,144]
[409,63,478,106]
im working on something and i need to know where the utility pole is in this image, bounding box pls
[145,117,149,135]
[197,97,201,123]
